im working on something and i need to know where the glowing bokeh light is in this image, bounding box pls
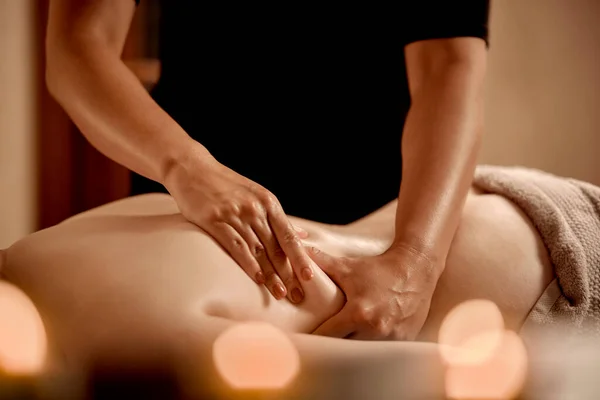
[212,322,300,390]
[0,281,47,375]
[438,299,505,365]
[445,330,528,400]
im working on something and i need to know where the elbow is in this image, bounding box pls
[45,31,65,99]
[45,61,61,101]
[0,249,5,279]
[45,41,70,103]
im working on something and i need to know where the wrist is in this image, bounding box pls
[390,235,436,259]
[387,239,444,275]
[161,138,215,190]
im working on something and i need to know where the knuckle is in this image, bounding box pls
[231,237,245,249]
[272,245,287,261]
[372,319,388,335]
[205,207,224,223]
[224,201,241,216]
[243,201,264,219]
[260,191,278,209]
[253,219,269,234]
[263,269,278,283]
[282,229,300,246]
[252,244,265,258]
[352,305,371,323]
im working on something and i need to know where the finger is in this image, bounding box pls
[204,222,263,284]
[292,225,309,239]
[227,218,272,284]
[305,246,345,282]
[312,307,356,338]
[228,218,288,301]
[267,206,315,283]
[253,219,302,303]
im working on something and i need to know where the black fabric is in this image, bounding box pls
[401,1,490,46]
[131,1,490,224]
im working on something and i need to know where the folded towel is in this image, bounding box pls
[473,165,600,336]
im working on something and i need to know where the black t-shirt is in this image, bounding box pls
[132,1,490,224]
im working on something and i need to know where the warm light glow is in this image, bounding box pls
[212,322,300,390]
[445,330,528,400]
[0,281,47,375]
[438,300,528,399]
[438,299,505,365]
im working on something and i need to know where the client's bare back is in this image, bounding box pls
[2,189,553,369]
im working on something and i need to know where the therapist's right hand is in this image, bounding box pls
[164,153,314,304]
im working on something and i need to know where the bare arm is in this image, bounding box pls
[46,0,314,302]
[300,38,488,341]
[0,249,5,278]
[45,0,211,184]
[393,37,487,267]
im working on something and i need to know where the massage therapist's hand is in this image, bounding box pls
[306,245,439,340]
[164,153,314,303]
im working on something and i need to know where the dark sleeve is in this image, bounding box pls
[401,0,490,47]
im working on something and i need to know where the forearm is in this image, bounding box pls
[393,63,485,265]
[46,43,212,184]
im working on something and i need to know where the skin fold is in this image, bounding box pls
[1,185,554,398]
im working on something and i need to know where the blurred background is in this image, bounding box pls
[1,0,600,248]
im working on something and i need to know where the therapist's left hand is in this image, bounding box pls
[306,244,441,340]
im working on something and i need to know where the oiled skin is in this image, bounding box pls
[2,188,553,391]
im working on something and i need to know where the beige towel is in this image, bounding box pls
[473,165,600,336]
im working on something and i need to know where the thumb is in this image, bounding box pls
[306,246,338,274]
[312,307,355,338]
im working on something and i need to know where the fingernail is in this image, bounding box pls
[291,288,304,303]
[273,283,286,299]
[255,271,265,284]
[301,267,313,280]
